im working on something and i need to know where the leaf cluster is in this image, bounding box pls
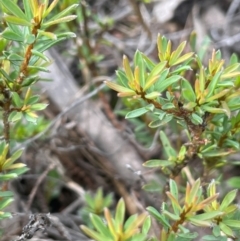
[103,34,240,240]
[0,0,76,224]
[81,198,150,241]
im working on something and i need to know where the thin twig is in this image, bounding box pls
[26,163,56,210]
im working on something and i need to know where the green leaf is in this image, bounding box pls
[31,49,50,62]
[130,234,146,241]
[1,29,24,42]
[27,65,50,73]
[199,66,205,93]
[24,113,37,124]
[171,52,194,66]
[10,149,23,163]
[8,166,29,176]
[223,63,240,74]
[171,65,192,75]
[223,220,240,228]
[105,81,135,96]
[42,0,59,18]
[0,212,12,219]
[156,75,182,93]
[8,111,23,122]
[227,177,240,189]
[149,61,167,78]
[0,173,17,181]
[160,131,177,159]
[12,92,23,107]
[221,72,240,80]
[194,211,223,221]
[38,30,57,40]
[81,225,110,241]
[225,137,238,152]
[144,61,167,91]
[0,191,14,197]
[148,115,173,128]
[142,54,156,71]
[134,50,145,87]
[3,163,26,170]
[203,235,225,241]
[198,36,211,61]
[124,213,147,239]
[219,222,234,238]
[0,198,14,210]
[220,189,237,211]
[0,142,6,155]
[47,4,79,21]
[206,89,230,102]
[0,0,28,20]
[30,103,48,111]
[142,182,162,192]
[191,113,203,125]
[202,150,232,158]
[103,194,113,208]
[181,79,196,102]
[94,188,104,212]
[217,81,234,87]
[183,102,197,111]
[146,206,171,229]
[125,106,149,119]
[34,39,63,53]
[124,213,137,230]
[201,105,228,115]
[90,214,110,237]
[154,68,169,88]
[142,216,151,235]
[0,68,13,82]
[190,31,197,52]
[56,32,76,39]
[162,103,175,110]
[169,179,178,200]
[206,71,222,98]
[84,193,95,210]
[115,198,125,231]
[42,15,77,28]
[116,70,129,88]
[0,38,8,53]
[166,232,176,241]
[188,179,201,204]
[169,41,186,66]
[166,192,181,215]
[21,75,39,87]
[143,159,174,168]
[212,225,221,237]
[4,15,31,26]
[178,145,187,161]
[177,232,198,240]
[8,53,24,61]
[221,101,231,118]
[188,217,212,227]
[230,53,238,65]
[23,0,32,20]
[162,210,179,221]
[26,95,39,105]
[145,91,161,100]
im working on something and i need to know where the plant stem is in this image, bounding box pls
[16,18,41,85]
[2,88,11,143]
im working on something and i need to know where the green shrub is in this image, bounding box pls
[82,34,240,240]
[0,0,76,230]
